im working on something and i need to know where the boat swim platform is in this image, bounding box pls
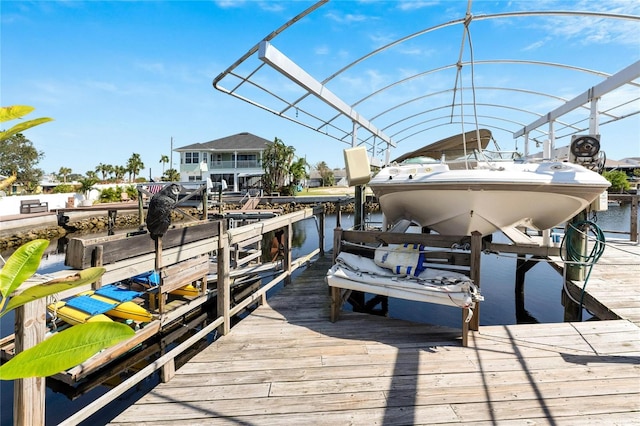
[109,252,640,425]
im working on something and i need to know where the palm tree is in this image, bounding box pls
[126,153,144,182]
[58,166,72,183]
[77,177,99,201]
[159,155,169,175]
[289,157,309,185]
[162,168,180,182]
[113,165,127,183]
[262,137,295,194]
[95,163,113,182]
[315,161,334,186]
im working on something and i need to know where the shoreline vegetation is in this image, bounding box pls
[0,187,380,251]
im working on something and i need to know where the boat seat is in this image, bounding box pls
[66,295,116,315]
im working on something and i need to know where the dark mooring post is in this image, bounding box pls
[354,185,364,230]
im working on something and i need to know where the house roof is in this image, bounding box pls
[175,132,272,152]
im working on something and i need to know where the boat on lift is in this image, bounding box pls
[368,129,610,237]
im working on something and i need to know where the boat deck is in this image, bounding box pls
[109,242,640,425]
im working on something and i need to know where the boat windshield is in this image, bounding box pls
[401,156,439,165]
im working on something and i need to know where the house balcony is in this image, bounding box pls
[209,160,262,169]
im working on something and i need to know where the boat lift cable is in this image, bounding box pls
[560,220,606,321]
[455,1,493,170]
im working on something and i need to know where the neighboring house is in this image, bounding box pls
[174,132,272,192]
[307,169,347,187]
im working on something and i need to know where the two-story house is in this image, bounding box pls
[175,132,271,192]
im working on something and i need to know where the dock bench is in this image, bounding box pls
[20,199,49,214]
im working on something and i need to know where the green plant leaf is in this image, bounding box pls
[1,267,106,316]
[0,105,35,122]
[0,322,134,380]
[0,240,49,298]
[0,117,54,141]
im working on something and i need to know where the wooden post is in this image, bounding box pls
[567,211,587,281]
[631,195,638,243]
[461,308,469,347]
[14,299,46,426]
[202,186,208,220]
[562,287,582,322]
[335,202,342,228]
[160,358,176,383]
[333,227,343,263]
[284,223,292,286]
[469,231,482,331]
[137,189,144,227]
[91,245,104,290]
[217,220,230,335]
[107,209,117,236]
[319,208,325,257]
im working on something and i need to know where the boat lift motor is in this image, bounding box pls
[569,134,604,171]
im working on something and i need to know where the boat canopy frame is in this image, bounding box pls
[213,0,640,166]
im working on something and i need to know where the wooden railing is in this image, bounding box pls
[10,206,326,425]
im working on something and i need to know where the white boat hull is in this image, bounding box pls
[369,161,610,236]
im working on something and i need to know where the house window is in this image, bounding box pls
[185,152,200,164]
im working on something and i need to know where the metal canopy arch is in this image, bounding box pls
[213,0,640,165]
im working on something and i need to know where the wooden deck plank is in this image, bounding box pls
[110,244,640,425]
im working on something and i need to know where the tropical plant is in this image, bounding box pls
[58,166,72,183]
[0,106,51,191]
[113,165,127,183]
[0,239,133,379]
[602,170,630,193]
[77,176,99,200]
[315,161,335,186]
[262,137,295,194]
[126,153,145,182]
[95,163,113,182]
[159,155,170,175]
[162,168,180,182]
[0,105,53,141]
[86,170,98,180]
[125,185,138,200]
[98,186,123,203]
[289,157,309,185]
[52,184,74,193]
[0,173,17,191]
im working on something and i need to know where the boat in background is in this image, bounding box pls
[368,130,611,237]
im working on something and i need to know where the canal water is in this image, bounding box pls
[0,204,635,424]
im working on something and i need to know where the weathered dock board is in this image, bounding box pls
[554,239,640,326]
[109,255,640,425]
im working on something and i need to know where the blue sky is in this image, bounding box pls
[2,0,639,178]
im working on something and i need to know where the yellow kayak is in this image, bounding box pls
[47,301,113,326]
[80,291,153,322]
[169,284,200,297]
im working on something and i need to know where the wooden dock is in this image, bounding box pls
[108,244,640,425]
[560,238,640,326]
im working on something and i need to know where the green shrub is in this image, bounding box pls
[125,185,138,200]
[98,187,119,203]
[52,184,74,193]
[602,170,630,193]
